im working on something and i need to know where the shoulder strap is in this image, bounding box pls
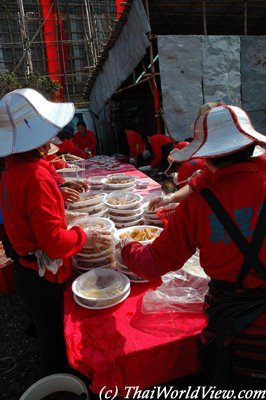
[200,188,266,282]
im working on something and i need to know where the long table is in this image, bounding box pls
[63,159,207,396]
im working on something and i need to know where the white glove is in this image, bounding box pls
[129,158,135,165]
[33,250,63,277]
[83,227,113,252]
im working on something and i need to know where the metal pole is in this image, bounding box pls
[17,0,33,75]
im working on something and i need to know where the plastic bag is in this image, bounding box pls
[82,227,114,252]
[142,266,210,315]
[65,210,88,225]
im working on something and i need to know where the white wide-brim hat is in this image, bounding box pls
[0,88,75,157]
[47,143,59,156]
[170,104,266,163]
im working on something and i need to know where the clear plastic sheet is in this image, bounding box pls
[142,268,210,315]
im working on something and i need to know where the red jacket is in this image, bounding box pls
[0,157,87,283]
[122,162,266,287]
[177,158,205,188]
[126,130,146,158]
[189,154,266,192]
[72,130,97,154]
[149,134,173,168]
[57,139,88,159]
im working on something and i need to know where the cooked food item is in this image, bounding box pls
[79,193,102,200]
[106,177,132,184]
[79,287,122,298]
[108,195,136,205]
[119,227,159,241]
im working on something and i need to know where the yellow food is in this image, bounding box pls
[119,227,159,241]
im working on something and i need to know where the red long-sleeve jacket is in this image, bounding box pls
[72,130,97,154]
[0,156,87,283]
[149,134,173,168]
[126,130,146,158]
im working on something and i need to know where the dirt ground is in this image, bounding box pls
[0,292,40,400]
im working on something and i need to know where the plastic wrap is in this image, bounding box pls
[142,267,209,315]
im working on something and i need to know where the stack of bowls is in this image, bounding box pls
[72,268,131,309]
[105,191,144,228]
[88,175,104,191]
[143,207,164,227]
[67,191,108,217]
[68,217,116,274]
[114,225,163,282]
[102,174,136,192]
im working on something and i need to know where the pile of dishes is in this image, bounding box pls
[143,207,164,227]
[106,191,144,228]
[87,175,104,190]
[67,191,108,217]
[102,174,136,191]
[68,217,116,273]
[114,225,163,282]
[72,268,130,309]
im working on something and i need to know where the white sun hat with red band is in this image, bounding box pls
[170,104,266,163]
[0,88,75,157]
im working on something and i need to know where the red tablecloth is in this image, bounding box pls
[64,281,207,396]
[64,159,207,395]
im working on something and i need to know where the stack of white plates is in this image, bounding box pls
[67,191,108,217]
[114,225,163,283]
[68,217,116,273]
[102,174,136,191]
[105,191,144,228]
[143,208,164,227]
[87,175,104,190]
[72,268,131,309]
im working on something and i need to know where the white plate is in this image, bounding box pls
[106,192,142,209]
[114,224,163,242]
[102,176,136,189]
[109,208,144,222]
[73,289,130,309]
[108,206,143,216]
[57,166,85,173]
[68,216,115,231]
[76,247,114,259]
[114,218,144,229]
[68,192,107,209]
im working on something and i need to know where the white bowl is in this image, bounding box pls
[88,175,105,184]
[108,206,143,217]
[19,374,89,400]
[114,225,163,244]
[67,191,107,209]
[68,216,115,231]
[72,268,130,306]
[102,175,136,189]
[106,191,142,209]
[73,288,130,309]
[109,208,144,222]
[114,218,144,229]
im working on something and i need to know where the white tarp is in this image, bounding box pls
[158,35,241,141]
[89,0,151,114]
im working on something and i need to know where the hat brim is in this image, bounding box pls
[251,145,266,158]
[0,88,74,156]
[171,105,266,162]
[47,143,59,155]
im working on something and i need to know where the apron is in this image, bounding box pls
[200,188,266,386]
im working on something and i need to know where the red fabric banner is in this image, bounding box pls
[40,0,66,101]
[116,0,126,19]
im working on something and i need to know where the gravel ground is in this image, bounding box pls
[0,292,40,400]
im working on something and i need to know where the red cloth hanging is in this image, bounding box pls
[116,0,126,19]
[40,0,66,101]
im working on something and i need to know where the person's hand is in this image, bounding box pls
[63,180,88,193]
[148,195,173,211]
[83,228,113,251]
[129,158,135,165]
[84,148,93,158]
[61,187,80,204]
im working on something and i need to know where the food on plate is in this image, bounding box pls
[108,196,136,205]
[106,177,133,184]
[119,227,159,241]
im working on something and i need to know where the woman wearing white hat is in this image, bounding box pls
[119,104,266,388]
[0,89,101,378]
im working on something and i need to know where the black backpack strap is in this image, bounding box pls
[237,198,266,284]
[200,188,266,282]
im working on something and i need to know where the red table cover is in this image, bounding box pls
[64,281,207,395]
